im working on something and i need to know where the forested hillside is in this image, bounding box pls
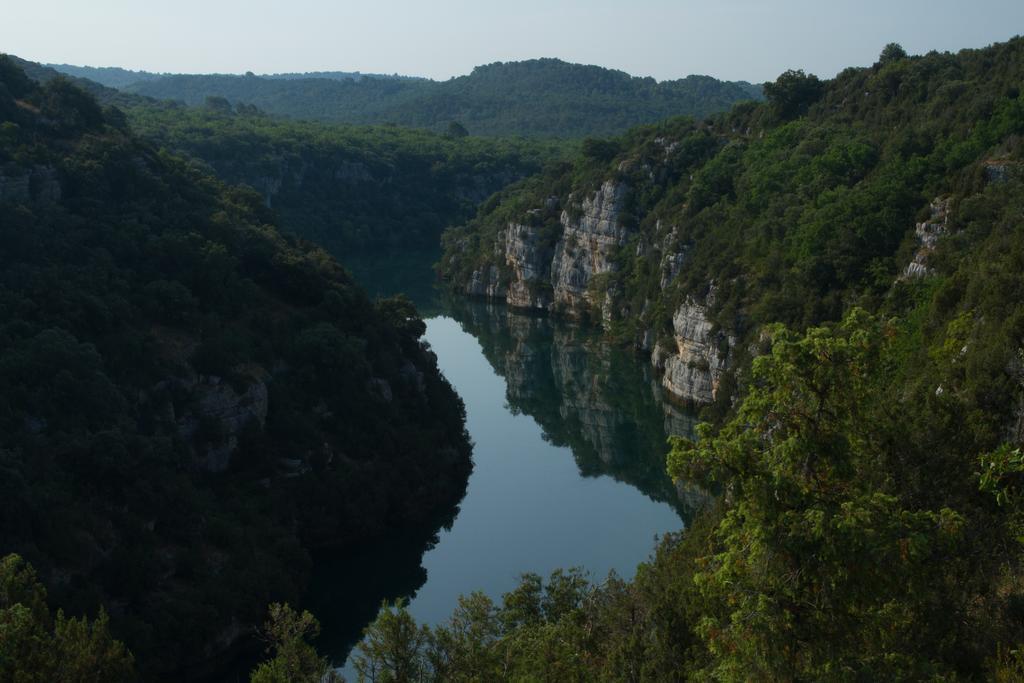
[11,56,564,255]
[46,63,166,88]
[112,58,761,138]
[0,57,472,679]
[425,38,1024,678]
[125,103,564,254]
[47,64,418,88]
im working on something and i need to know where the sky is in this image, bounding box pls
[3,1,1022,83]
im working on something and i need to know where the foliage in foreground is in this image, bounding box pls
[250,603,342,683]
[0,554,134,682]
[352,310,1024,680]
[430,40,1024,676]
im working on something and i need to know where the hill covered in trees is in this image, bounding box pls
[0,56,472,679]
[69,58,762,138]
[124,102,566,255]
[12,56,566,256]
[431,38,1024,678]
[49,64,421,88]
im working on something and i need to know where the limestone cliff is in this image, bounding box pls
[459,179,632,315]
[551,180,631,310]
[902,198,949,279]
[504,222,553,309]
[655,300,734,406]
[150,370,270,473]
[0,164,61,204]
[449,169,736,405]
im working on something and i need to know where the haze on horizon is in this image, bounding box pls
[3,0,1022,84]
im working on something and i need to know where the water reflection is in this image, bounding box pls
[443,296,706,517]
[306,291,708,672]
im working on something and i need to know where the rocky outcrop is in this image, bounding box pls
[658,223,687,289]
[551,180,631,310]
[983,160,1019,184]
[466,265,507,300]
[504,222,553,309]
[902,198,949,279]
[465,180,632,316]
[182,374,268,472]
[659,300,733,405]
[150,370,270,473]
[0,165,60,204]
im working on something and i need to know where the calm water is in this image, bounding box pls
[309,256,703,673]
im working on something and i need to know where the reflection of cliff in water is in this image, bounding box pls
[442,297,708,519]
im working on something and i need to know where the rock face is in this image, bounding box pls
[0,165,61,204]
[505,222,553,309]
[902,198,949,279]
[456,175,734,406]
[983,160,1018,184]
[660,300,733,405]
[551,180,631,310]
[151,371,270,473]
[466,180,632,315]
[466,265,507,300]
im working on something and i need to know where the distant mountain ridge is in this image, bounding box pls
[46,63,165,88]
[49,57,762,138]
[48,63,422,87]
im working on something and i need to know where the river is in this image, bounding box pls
[306,261,703,674]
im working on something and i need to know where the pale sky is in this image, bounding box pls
[3,1,1022,83]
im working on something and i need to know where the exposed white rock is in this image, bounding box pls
[174,373,270,473]
[660,250,687,289]
[466,265,507,300]
[551,180,631,311]
[983,160,1017,184]
[660,299,733,405]
[0,165,60,204]
[902,198,949,279]
[504,222,553,309]
[640,328,655,352]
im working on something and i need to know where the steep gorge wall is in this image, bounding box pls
[452,173,732,406]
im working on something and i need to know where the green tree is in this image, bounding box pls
[353,600,431,683]
[0,554,134,683]
[878,42,908,66]
[204,95,234,114]
[668,310,969,680]
[427,592,502,681]
[0,54,34,99]
[445,121,469,138]
[762,68,825,120]
[250,603,342,683]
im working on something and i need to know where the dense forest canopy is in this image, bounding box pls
[0,56,472,679]
[124,102,567,254]
[10,56,568,256]
[46,64,422,88]
[5,29,1024,681]
[53,58,763,138]
[429,37,1024,678]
